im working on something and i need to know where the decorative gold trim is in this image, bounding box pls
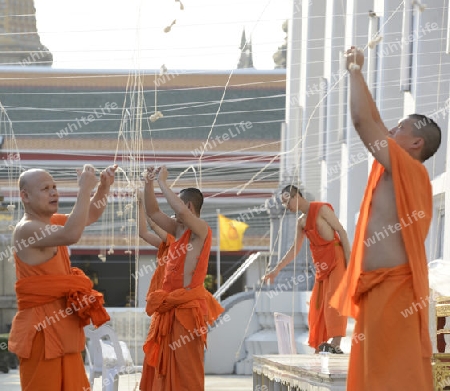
[432,354,450,391]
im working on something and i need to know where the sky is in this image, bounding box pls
[33,0,291,70]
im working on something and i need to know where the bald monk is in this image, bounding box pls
[8,164,117,391]
[330,47,441,390]
[140,166,224,391]
[263,186,350,353]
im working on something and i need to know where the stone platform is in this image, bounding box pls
[253,354,349,391]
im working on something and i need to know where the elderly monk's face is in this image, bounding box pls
[22,171,59,214]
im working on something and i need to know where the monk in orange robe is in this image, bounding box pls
[137,191,175,292]
[330,47,441,390]
[140,166,224,391]
[138,190,177,385]
[263,186,350,353]
[8,164,117,391]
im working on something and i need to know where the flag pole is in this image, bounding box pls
[216,209,221,298]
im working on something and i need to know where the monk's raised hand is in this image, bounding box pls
[77,164,98,192]
[157,165,168,183]
[345,46,364,71]
[144,166,158,183]
[83,164,95,172]
[100,164,118,188]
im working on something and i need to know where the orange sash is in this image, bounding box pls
[15,267,110,327]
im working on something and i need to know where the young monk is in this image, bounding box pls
[140,166,223,391]
[8,164,117,391]
[263,186,350,353]
[137,190,174,298]
[330,47,441,390]
[138,191,175,385]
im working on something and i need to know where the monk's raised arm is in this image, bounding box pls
[144,166,177,236]
[137,191,163,247]
[157,166,208,241]
[86,164,118,225]
[346,47,391,172]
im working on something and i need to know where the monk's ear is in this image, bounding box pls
[411,136,424,150]
[20,188,29,203]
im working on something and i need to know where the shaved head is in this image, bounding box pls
[410,114,441,162]
[179,188,204,215]
[19,169,52,190]
[281,184,303,199]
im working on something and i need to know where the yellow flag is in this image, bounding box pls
[218,214,248,251]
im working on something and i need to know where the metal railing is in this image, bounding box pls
[213,251,263,301]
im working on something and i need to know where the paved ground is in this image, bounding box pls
[0,370,254,391]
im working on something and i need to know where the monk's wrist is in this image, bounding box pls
[97,183,110,195]
[157,179,168,189]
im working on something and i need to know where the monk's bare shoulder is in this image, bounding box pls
[318,204,333,219]
[12,219,61,265]
[14,218,54,241]
[297,214,307,230]
[12,218,33,242]
[13,217,64,253]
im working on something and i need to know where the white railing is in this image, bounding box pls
[213,251,263,301]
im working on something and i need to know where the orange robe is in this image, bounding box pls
[140,227,224,391]
[140,234,173,386]
[147,234,175,293]
[304,202,347,349]
[330,139,433,390]
[8,214,109,391]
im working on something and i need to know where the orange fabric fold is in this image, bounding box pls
[354,263,412,304]
[308,246,347,349]
[143,284,223,376]
[19,331,90,391]
[15,267,110,328]
[330,138,433,358]
[304,202,347,349]
[147,234,175,294]
[347,264,432,390]
[140,226,224,391]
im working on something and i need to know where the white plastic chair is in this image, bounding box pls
[84,324,142,391]
[274,312,297,354]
